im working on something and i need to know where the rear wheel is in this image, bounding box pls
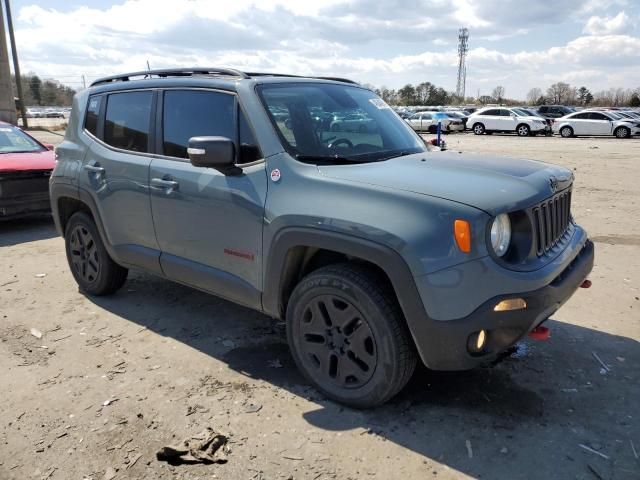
[560,126,573,138]
[614,126,630,138]
[472,123,485,135]
[64,212,128,295]
[286,263,416,408]
[516,124,530,137]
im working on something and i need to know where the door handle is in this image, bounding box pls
[84,164,105,174]
[151,178,179,190]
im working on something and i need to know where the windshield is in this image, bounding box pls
[258,83,427,163]
[0,125,45,153]
[607,112,623,119]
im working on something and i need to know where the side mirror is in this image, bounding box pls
[44,143,55,151]
[187,136,235,170]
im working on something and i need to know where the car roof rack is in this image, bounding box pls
[90,67,250,87]
[90,68,358,87]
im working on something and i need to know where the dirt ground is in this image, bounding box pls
[1,131,638,480]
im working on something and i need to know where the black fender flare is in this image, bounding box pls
[262,227,434,363]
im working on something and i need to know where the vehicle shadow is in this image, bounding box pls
[87,270,640,480]
[0,215,58,247]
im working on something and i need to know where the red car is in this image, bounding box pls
[0,122,56,220]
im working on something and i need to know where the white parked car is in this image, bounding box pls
[553,110,640,138]
[468,107,547,136]
[405,112,464,133]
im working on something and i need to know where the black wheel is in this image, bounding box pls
[64,211,128,295]
[560,126,573,138]
[614,126,630,138]
[516,124,530,137]
[428,125,437,134]
[472,123,485,135]
[286,263,417,408]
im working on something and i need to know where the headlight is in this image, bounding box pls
[490,213,511,257]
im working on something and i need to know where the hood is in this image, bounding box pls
[317,152,572,215]
[0,150,56,173]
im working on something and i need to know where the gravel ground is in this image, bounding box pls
[1,132,638,480]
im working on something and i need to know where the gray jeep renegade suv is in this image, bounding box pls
[50,68,594,407]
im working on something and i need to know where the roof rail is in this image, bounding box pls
[89,68,358,87]
[90,67,249,87]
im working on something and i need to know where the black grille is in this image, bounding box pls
[532,189,572,256]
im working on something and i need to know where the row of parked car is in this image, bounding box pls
[398,105,640,139]
[24,106,70,119]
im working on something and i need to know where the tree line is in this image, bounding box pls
[11,73,76,107]
[369,81,640,108]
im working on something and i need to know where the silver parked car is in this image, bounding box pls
[405,112,464,133]
[553,110,640,138]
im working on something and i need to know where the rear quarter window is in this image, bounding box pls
[85,96,101,136]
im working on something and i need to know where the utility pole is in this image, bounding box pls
[455,27,469,101]
[4,0,27,127]
[0,0,16,124]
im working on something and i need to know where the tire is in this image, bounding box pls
[516,124,530,137]
[428,125,437,134]
[614,126,630,138]
[560,126,573,138]
[286,263,417,408]
[472,123,485,135]
[64,211,128,296]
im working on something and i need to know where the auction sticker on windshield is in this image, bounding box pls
[369,98,391,109]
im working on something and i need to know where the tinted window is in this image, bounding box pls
[482,109,500,116]
[499,109,512,116]
[421,113,432,120]
[571,112,591,119]
[538,107,548,112]
[239,109,261,163]
[163,90,235,159]
[589,112,609,120]
[85,96,101,136]
[104,91,152,153]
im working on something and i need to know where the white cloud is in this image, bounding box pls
[583,11,633,35]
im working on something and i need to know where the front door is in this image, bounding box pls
[589,112,613,135]
[79,90,160,272]
[149,89,267,309]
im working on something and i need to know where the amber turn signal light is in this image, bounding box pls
[454,219,471,253]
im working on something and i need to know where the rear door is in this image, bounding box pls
[79,90,161,272]
[149,89,267,308]
[499,109,517,132]
[481,109,501,130]
[565,112,591,135]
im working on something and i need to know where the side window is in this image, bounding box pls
[538,106,548,113]
[162,90,235,159]
[500,109,512,116]
[483,109,499,116]
[104,91,152,153]
[422,113,432,120]
[239,108,262,163]
[589,112,608,121]
[84,96,101,136]
[572,113,590,119]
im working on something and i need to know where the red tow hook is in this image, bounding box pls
[528,325,550,341]
[580,279,592,288]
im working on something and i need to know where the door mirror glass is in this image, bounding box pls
[188,136,235,170]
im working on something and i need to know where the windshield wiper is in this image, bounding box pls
[295,154,370,164]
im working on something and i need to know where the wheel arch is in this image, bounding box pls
[262,227,432,364]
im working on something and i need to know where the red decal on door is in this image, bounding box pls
[224,248,255,261]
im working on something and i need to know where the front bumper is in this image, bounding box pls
[413,238,594,370]
[0,192,51,220]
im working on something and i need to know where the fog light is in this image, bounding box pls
[468,330,487,353]
[493,298,527,312]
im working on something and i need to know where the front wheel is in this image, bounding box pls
[64,212,128,295]
[516,124,530,137]
[614,126,630,138]
[286,263,417,408]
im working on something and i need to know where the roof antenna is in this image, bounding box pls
[144,60,151,79]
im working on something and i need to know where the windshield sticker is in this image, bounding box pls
[369,98,391,110]
[0,127,12,132]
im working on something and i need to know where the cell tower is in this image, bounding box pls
[456,27,469,100]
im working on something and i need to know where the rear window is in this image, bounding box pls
[0,125,44,153]
[104,91,153,153]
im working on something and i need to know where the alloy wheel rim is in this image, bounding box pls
[69,225,100,283]
[298,295,377,389]
[519,126,528,135]
[617,128,627,138]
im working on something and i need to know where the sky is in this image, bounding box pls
[6,0,640,99]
